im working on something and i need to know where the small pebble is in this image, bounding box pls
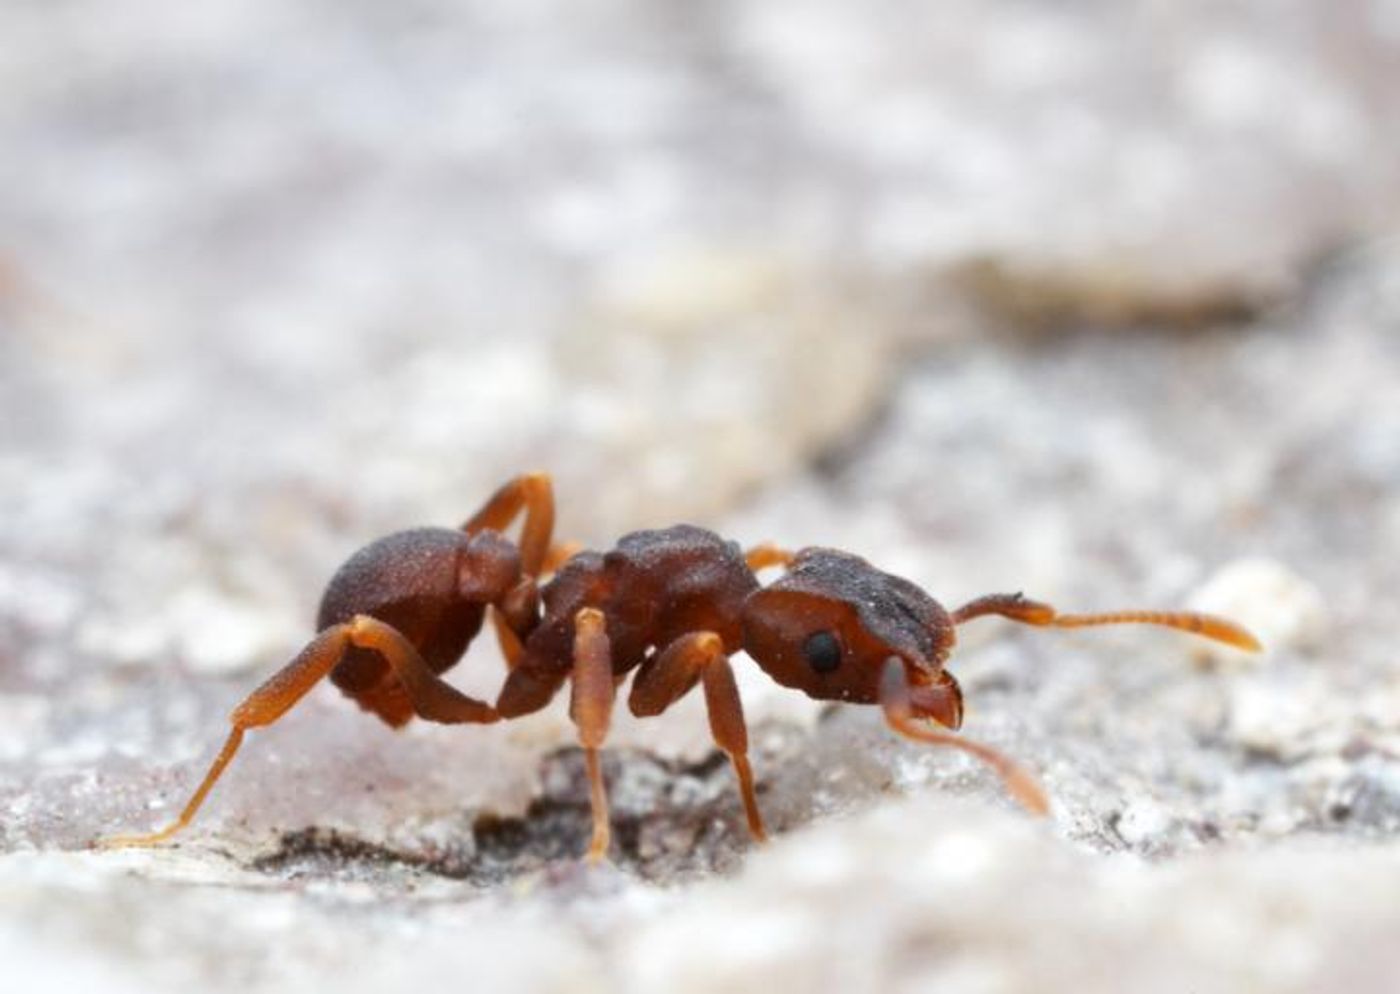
[1188,558,1327,666]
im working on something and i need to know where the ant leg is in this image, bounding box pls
[487,571,541,672]
[97,629,346,849]
[950,592,1260,651]
[630,632,767,843]
[491,543,579,669]
[343,616,499,724]
[99,617,496,849]
[879,657,1050,816]
[490,608,525,669]
[488,543,578,673]
[543,540,584,574]
[462,472,555,577]
[569,608,617,863]
[745,543,794,572]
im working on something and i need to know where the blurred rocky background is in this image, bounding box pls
[3,1,1400,991]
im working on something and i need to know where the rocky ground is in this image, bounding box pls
[3,2,1400,992]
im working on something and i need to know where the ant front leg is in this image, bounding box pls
[879,658,1049,816]
[99,616,496,849]
[630,632,767,843]
[951,592,1261,650]
[569,608,618,863]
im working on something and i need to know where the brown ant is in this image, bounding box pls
[100,473,1260,861]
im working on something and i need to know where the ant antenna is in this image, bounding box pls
[951,594,1261,651]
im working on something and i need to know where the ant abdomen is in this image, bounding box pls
[317,527,519,726]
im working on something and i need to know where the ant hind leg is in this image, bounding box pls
[489,608,526,669]
[745,543,794,573]
[98,616,497,849]
[97,625,351,849]
[462,472,556,577]
[543,541,584,575]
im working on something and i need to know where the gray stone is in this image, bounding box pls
[4,3,1400,991]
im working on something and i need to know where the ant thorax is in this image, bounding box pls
[524,525,760,678]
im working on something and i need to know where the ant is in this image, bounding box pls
[101,473,1260,861]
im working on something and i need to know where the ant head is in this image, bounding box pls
[741,548,956,707]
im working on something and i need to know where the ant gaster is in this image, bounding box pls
[102,473,1260,860]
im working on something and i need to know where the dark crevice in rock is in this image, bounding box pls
[949,256,1283,336]
[250,826,477,882]
[809,390,900,481]
[247,746,763,888]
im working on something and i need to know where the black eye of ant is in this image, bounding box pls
[801,630,842,674]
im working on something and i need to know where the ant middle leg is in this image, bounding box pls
[99,616,497,849]
[630,632,767,842]
[950,592,1260,650]
[568,607,618,863]
[878,657,1050,816]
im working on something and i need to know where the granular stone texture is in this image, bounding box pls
[3,2,1400,992]
[4,243,1399,992]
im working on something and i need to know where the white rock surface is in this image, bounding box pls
[4,3,1400,992]
[5,244,1400,991]
[1189,557,1329,666]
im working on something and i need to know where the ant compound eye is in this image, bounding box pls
[802,630,843,674]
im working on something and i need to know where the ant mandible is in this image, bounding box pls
[101,473,1260,861]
